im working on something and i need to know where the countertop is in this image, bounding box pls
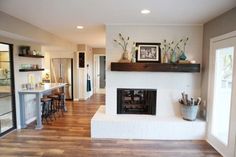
[18,83,66,94]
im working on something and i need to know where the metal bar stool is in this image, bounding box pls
[41,97,52,124]
[48,94,60,118]
[55,92,65,116]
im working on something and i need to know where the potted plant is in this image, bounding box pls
[179,92,201,121]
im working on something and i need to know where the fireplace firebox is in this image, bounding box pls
[117,88,156,115]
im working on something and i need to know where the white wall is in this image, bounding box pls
[86,46,94,98]
[92,48,106,55]
[77,45,94,100]
[106,25,203,117]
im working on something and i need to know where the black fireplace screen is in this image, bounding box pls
[117,88,156,115]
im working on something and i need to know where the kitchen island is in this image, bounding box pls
[18,83,66,129]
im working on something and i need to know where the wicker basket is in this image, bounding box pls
[181,104,199,121]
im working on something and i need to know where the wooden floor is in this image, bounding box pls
[0,94,221,157]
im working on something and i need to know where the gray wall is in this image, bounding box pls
[0,11,76,49]
[202,7,236,103]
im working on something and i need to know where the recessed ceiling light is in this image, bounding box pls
[141,9,151,14]
[76,26,84,29]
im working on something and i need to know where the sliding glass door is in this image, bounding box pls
[0,43,16,136]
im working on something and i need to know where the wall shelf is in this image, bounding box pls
[111,62,200,73]
[19,69,45,72]
[18,54,44,58]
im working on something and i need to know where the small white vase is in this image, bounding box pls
[162,52,169,63]
[119,51,130,63]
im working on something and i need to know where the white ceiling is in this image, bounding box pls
[0,0,236,48]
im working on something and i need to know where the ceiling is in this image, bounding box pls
[0,0,236,48]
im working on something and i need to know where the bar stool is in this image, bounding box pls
[55,92,65,116]
[48,94,60,118]
[41,97,52,124]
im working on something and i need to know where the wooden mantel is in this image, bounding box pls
[110,62,200,73]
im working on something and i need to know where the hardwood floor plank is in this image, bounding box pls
[0,94,221,157]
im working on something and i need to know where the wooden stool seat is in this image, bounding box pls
[48,95,59,99]
[41,98,52,102]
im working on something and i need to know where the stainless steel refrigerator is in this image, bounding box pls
[51,58,73,100]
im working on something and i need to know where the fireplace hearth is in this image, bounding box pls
[117,88,156,115]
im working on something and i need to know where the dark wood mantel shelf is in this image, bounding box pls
[111,62,200,73]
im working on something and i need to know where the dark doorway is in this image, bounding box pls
[99,56,106,88]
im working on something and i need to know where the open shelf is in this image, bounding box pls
[18,54,44,58]
[19,69,45,72]
[111,62,200,73]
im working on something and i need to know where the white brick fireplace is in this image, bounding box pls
[91,25,206,140]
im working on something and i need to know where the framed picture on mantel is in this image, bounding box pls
[136,42,161,62]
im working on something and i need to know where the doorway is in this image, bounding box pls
[94,55,106,94]
[0,42,16,136]
[207,31,236,157]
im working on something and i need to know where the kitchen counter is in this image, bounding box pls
[18,83,66,129]
[18,83,66,94]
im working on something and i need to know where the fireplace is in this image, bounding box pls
[117,88,156,115]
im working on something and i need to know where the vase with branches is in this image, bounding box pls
[170,39,184,63]
[179,37,189,61]
[161,40,173,63]
[114,33,130,62]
